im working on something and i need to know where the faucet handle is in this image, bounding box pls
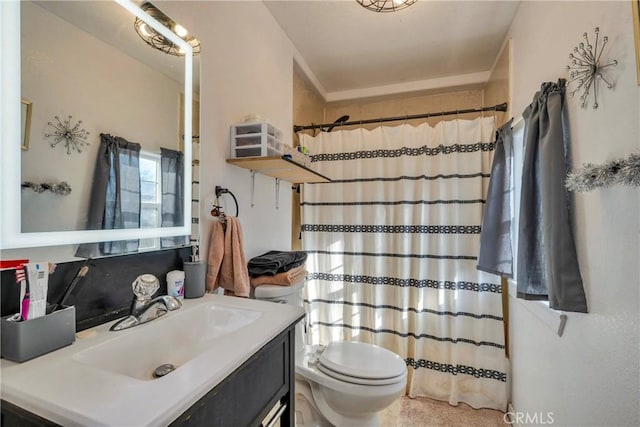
[132,274,159,301]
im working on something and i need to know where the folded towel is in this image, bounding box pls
[206,217,250,297]
[250,264,307,288]
[248,250,308,277]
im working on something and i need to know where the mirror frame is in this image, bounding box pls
[0,0,192,249]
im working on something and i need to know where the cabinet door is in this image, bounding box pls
[1,400,60,427]
[171,326,292,427]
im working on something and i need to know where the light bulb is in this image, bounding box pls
[139,23,153,38]
[174,24,188,38]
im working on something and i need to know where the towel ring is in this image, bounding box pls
[213,186,239,219]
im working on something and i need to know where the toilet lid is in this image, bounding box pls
[318,341,406,381]
[316,363,405,386]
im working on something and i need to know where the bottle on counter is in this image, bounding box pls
[166,270,185,299]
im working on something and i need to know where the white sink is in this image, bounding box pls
[1,294,304,426]
[73,303,262,381]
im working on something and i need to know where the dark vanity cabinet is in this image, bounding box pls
[1,321,300,427]
[0,401,58,427]
[171,324,298,427]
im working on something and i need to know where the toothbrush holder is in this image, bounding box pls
[1,305,76,362]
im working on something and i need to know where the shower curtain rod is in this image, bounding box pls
[293,102,508,133]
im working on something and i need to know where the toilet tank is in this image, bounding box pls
[252,280,306,353]
[252,280,304,306]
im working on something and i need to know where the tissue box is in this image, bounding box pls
[1,306,76,362]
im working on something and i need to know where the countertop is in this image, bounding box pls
[0,294,304,426]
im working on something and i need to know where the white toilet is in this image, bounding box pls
[253,282,407,427]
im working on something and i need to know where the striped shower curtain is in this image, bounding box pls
[300,117,508,410]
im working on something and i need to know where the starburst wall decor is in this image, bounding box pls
[566,27,617,109]
[44,115,90,154]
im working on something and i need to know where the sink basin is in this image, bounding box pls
[73,303,262,381]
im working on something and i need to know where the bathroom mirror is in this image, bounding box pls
[0,0,194,250]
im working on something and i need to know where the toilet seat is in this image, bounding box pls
[316,341,406,385]
[316,363,404,386]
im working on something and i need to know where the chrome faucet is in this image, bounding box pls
[110,274,182,332]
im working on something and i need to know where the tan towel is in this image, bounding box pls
[250,264,307,288]
[206,220,224,292]
[206,217,250,297]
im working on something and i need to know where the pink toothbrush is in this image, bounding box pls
[15,266,28,321]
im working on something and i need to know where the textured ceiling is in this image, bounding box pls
[264,0,520,96]
[34,1,520,100]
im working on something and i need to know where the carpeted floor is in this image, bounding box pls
[379,396,509,427]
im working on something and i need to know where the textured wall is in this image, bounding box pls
[292,64,325,250]
[161,1,297,261]
[484,39,511,127]
[483,38,511,359]
[324,89,485,130]
[293,62,325,147]
[507,2,640,425]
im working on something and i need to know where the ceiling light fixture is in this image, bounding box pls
[134,2,200,56]
[356,0,417,13]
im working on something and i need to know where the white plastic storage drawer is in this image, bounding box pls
[230,122,284,158]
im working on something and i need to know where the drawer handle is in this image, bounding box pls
[264,402,288,427]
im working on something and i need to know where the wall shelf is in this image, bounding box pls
[226,156,331,183]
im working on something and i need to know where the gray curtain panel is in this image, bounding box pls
[75,134,141,258]
[160,147,188,248]
[517,80,587,312]
[477,119,514,278]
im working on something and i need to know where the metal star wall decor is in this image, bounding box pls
[45,115,90,154]
[566,27,617,109]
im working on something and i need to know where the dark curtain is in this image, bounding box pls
[75,134,141,258]
[517,80,587,312]
[160,147,188,248]
[477,119,514,278]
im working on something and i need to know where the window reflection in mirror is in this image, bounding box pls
[140,152,162,251]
